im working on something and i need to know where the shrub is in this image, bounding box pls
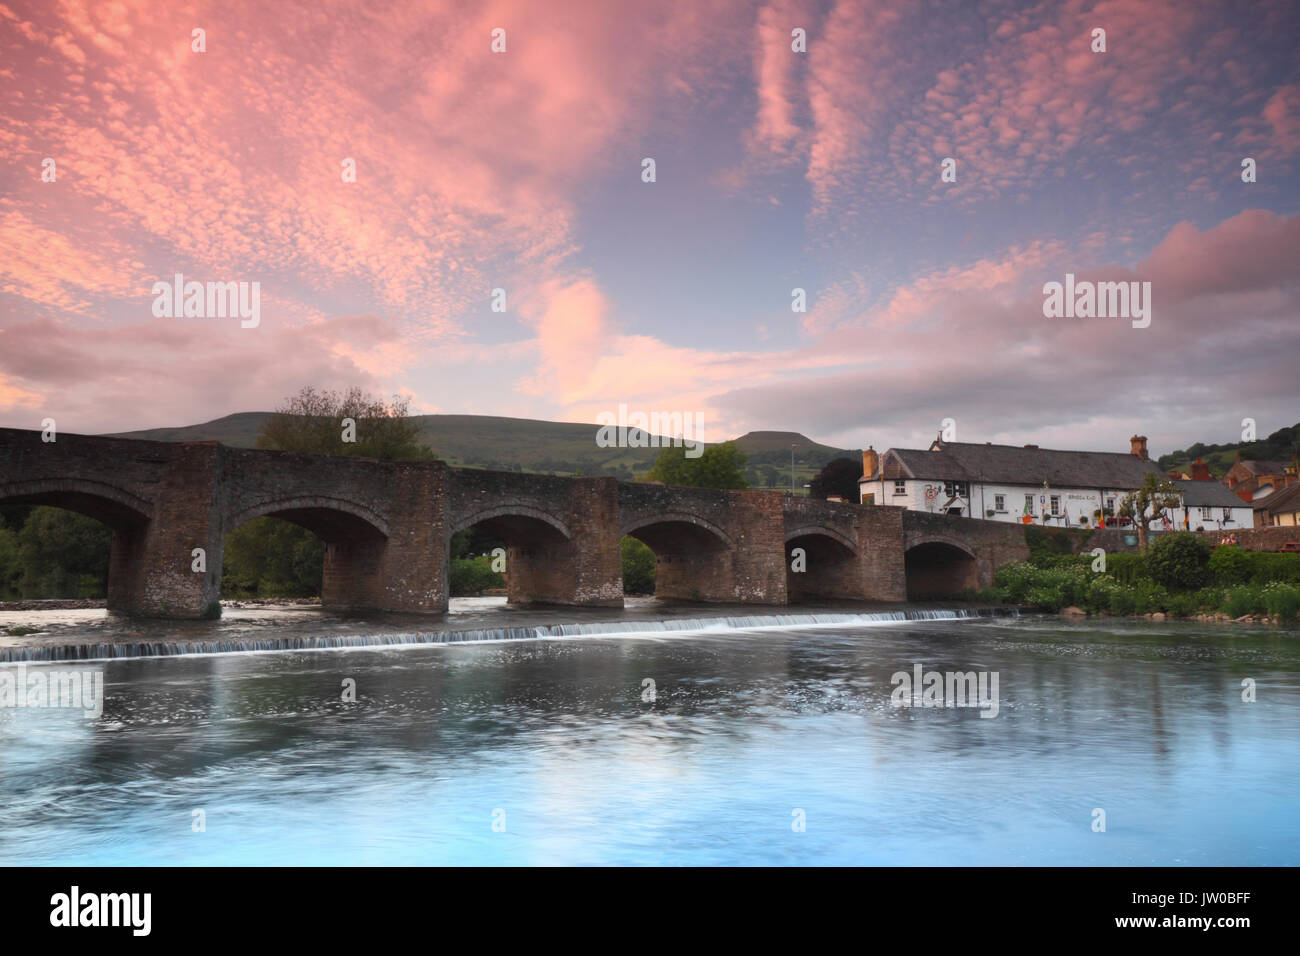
[993,562,1038,602]
[1145,532,1210,591]
[449,556,504,595]
[1131,581,1170,614]
[1208,545,1252,586]
[1262,583,1300,621]
[1222,585,1265,618]
[1105,552,1148,586]
[1025,585,1066,611]
[621,537,656,594]
[1108,588,1137,615]
[1252,552,1300,585]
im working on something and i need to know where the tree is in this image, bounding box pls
[809,457,862,501]
[256,386,435,460]
[621,537,656,594]
[645,441,748,489]
[1118,473,1183,551]
[225,387,437,599]
[1146,532,1211,590]
[16,507,111,598]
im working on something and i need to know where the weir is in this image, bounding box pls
[0,606,1020,663]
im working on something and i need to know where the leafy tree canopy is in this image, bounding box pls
[646,441,748,489]
[809,457,862,501]
[256,386,436,460]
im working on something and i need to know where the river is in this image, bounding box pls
[1,599,1296,865]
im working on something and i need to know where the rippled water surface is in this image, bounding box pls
[1,608,1297,865]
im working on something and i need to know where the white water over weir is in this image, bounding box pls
[0,607,1019,663]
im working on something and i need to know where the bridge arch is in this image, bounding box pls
[227,495,390,540]
[784,525,859,603]
[450,505,577,606]
[0,478,156,608]
[903,534,977,599]
[620,512,736,602]
[0,478,152,528]
[784,525,858,555]
[452,504,571,541]
[621,512,735,550]
[221,496,392,611]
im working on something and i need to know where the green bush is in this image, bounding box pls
[222,517,323,598]
[1108,588,1137,615]
[1262,583,1300,621]
[1104,552,1148,586]
[15,507,111,598]
[1145,532,1211,591]
[993,562,1038,602]
[1165,592,1197,617]
[449,556,504,595]
[1208,545,1252,585]
[1222,585,1265,618]
[621,537,656,594]
[1250,552,1300,585]
[1025,585,1066,611]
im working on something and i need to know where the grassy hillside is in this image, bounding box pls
[1158,422,1300,478]
[106,414,857,487]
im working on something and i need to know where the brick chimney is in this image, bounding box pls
[1190,457,1211,481]
[1130,435,1148,459]
[861,446,879,479]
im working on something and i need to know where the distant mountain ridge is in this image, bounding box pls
[105,413,857,487]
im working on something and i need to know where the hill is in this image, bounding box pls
[106,415,857,488]
[1157,422,1299,478]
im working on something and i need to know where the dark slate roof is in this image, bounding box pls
[1252,482,1300,514]
[1239,460,1291,475]
[1172,480,1251,508]
[876,441,1161,489]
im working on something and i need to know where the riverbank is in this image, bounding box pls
[1056,605,1296,625]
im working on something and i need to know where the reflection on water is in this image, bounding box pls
[0,612,1297,865]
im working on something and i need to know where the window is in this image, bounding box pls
[1221,508,1231,522]
[1050,495,1061,516]
[1200,506,1212,520]
[893,480,906,496]
[1024,494,1035,516]
[944,480,969,498]
[994,494,1005,511]
[1105,497,1116,513]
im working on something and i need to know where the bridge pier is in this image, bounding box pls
[111,443,226,618]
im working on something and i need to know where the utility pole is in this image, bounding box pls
[790,443,797,494]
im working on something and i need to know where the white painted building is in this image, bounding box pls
[857,435,1253,531]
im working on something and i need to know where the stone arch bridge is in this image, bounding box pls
[0,429,1029,618]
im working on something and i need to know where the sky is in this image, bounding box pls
[1,0,1297,460]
